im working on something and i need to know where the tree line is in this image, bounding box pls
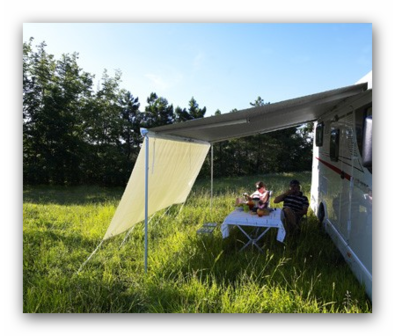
[23,38,312,187]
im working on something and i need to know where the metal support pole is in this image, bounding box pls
[140,129,149,273]
[145,135,149,273]
[210,144,214,210]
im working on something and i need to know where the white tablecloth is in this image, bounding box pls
[221,208,286,242]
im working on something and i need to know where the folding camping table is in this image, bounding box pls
[221,208,286,253]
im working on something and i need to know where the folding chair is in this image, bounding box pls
[262,190,272,208]
[280,207,307,236]
[197,222,217,235]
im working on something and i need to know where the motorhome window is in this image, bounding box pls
[355,104,372,160]
[315,122,324,147]
[330,128,340,161]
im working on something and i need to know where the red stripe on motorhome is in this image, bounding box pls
[315,157,352,181]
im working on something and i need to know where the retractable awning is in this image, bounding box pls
[99,80,370,274]
[148,83,368,143]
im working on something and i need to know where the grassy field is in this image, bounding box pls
[23,172,372,313]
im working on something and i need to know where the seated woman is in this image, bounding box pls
[249,181,269,208]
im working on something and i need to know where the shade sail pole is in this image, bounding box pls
[210,144,213,210]
[141,128,149,273]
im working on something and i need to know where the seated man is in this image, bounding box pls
[273,179,309,235]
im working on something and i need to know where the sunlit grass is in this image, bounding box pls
[23,172,371,313]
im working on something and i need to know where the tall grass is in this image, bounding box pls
[23,172,372,313]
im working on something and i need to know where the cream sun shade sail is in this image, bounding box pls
[104,136,210,240]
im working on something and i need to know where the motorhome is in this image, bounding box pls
[310,72,372,299]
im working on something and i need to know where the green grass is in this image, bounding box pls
[23,172,372,313]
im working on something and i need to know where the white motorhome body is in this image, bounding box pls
[310,76,372,299]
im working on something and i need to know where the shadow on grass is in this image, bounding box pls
[23,185,123,206]
[153,215,371,311]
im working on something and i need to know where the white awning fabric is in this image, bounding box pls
[149,83,368,143]
[104,136,210,240]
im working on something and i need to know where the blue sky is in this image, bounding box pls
[23,23,372,116]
